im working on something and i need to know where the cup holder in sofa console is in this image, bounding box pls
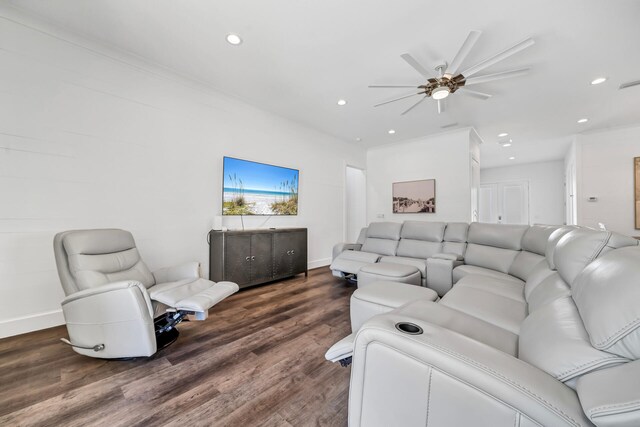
[395,322,423,335]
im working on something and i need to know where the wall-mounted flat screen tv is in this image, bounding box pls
[223,156,299,216]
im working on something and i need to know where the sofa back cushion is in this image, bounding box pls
[443,222,469,243]
[467,223,529,250]
[573,246,640,360]
[395,221,445,259]
[545,226,577,269]
[519,296,628,388]
[360,222,402,256]
[554,230,639,285]
[508,252,545,281]
[464,244,519,274]
[522,225,560,255]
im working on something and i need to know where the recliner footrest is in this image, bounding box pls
[149,278,239,313]
[325,333,355,363]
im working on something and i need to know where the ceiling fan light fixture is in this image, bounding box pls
[431,86,450,100]
[226,34,243,45]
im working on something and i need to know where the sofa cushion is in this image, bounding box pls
[452,264,524,286]
[395,240,443,259]
[379,256,427,277]
[526,272,571,313]
[443,222,469,243]
[554,230,639,286]
[463,243,519,274]
[545,226,577,270]
[442,241,467,257]
[523,261,557,300]
[573,246,640,359]
[508,251,545,281]
[330,250,380,274]
[519,296,628,387]
[467,222,529,250]
[454,275,525,303]
[400,221,446,241]
[440,285,527,334]
[521,225,561,256]
[360,222,403,256]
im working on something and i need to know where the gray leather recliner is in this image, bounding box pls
[53,229,239,359]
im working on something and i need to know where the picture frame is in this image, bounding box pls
[392,179,436,214]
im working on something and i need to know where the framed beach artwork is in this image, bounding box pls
[392,179,436,213]
[635,157,640,229]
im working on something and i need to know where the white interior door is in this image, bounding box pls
[479,181,529,224]
[345,166,367,242]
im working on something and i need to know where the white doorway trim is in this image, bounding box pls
[344,164,367,242]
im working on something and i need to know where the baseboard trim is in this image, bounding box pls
[308,257,331,270]
[0,309,65,339]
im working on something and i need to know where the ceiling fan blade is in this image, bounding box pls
[446,30,482,75]
[464,68,530,85]
[400,53,433,78]
[401,95,428,115]
[458,88,492,100]
[374,92,422,107]
[620,80,640,90]
[460,37,535,77]
[437,99,445,114]
[368,85,419,88]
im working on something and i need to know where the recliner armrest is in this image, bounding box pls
[153,261,200,283]
[349,314,590,427]
[332,243,362,261]
[431,252,464,261]
[426,257,464,296]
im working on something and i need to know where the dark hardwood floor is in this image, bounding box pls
[0,267,355,426]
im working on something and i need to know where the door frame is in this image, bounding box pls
[343,163,367,242]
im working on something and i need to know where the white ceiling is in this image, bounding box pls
[7,0,640,168]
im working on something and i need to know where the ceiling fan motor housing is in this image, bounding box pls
[419,74,466,97]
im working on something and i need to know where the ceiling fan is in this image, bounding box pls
[370,31,535,115]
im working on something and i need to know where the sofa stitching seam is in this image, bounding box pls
[588,400,640,416]
[594,317,640,348]
[426,368,432,426]
[554,356,627,379]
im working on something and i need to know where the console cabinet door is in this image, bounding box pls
[290,230,308,275]
[224,234,251,286]
[250,233,273,283]
[272,232,292,278]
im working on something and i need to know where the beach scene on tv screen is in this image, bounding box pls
[223,157,299,215]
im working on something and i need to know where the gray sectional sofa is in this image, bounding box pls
[331,221,559,295]
[328,223,640,426]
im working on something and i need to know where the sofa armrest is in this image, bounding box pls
[349,313,591,427]
[577,359,640,427]
[426,257,464,296]
[61,281,156,358]
[332,242,362,261]
[431,252,464,261]
[153,261,200,283]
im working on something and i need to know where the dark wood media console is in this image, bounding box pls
[208,228,308,289]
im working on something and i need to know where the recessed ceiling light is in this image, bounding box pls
[577,118,589,123]
[355,137,362,142]
[509,156,516,160]
[591,77,607,85]
[502,143,512,147]
[388,129,396,134]
[498,133,509,137]
[337,99,347,106]
[226,34,242,45]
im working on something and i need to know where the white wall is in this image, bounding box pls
[366,129,474,224]
[481,160,565,225]
[345,166,366,242]
[0,8,365,337]
[575,125,640,236]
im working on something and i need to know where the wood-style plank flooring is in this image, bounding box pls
[0,267,355,426]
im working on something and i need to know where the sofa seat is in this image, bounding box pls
[452,264,524,286]
[440,285,527,334]
[379,255,427,277]
[454,275,525,303]
[357,262,421,288]
[329,250,381,275]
